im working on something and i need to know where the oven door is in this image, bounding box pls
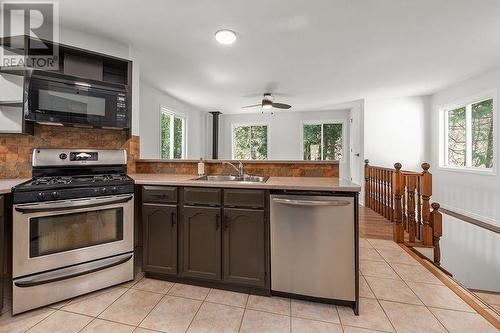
[26,77,129,128]
[12,194,134,278]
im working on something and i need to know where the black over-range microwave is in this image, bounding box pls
[25,75,130,129]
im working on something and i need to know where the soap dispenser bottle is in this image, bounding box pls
[198,158,205,176]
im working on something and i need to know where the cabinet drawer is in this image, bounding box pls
[142,186,177,204]
[224,189,265,209]
[184,188,221,206]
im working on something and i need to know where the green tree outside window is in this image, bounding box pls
[303,122,343,160]
[161,110,185,159]
[445,98,493,169]
[233,125,268,160]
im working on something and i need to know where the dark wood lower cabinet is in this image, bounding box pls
[182,206,221,281]
[223,208,266,287]
[142,204,178,275]
[142,186,269,294]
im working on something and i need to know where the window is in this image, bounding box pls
[160,108,185,159]
[303,122,343,160]
[443,97,495,170]
[232,124,268,160]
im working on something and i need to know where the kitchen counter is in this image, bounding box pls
[0,179,29,194]
[129,173,361,192]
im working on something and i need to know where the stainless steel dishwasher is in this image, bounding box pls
[270,193,358,311]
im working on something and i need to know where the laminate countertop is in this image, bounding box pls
[129,174,361,192]
[0,179,30,194]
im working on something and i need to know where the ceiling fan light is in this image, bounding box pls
[215,29,237,45]
[262,103,273,109]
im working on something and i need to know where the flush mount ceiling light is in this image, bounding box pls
[215,29,237,45]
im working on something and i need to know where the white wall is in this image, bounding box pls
[430,66,500,225]
[364,96,430,171]
[218,109,351,178]
[139,81,206,159]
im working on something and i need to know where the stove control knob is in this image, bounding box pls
[111,186,118,193]
[37,192,46,200]
[100,187,107,194]
[51,191,60,199]
[59,153,68,160]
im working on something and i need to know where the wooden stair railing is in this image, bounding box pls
[364,160,443,265]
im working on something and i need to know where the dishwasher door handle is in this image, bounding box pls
[272,198,351,207]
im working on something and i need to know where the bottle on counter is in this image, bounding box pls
[198,158,205,176]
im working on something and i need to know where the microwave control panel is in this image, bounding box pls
[116,94,128,126]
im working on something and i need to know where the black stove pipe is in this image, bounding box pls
[209,111,221,159]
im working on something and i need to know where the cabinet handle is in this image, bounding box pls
[224,215,229,230]
[171,212,177,227]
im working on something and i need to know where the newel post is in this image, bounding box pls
[392,163,404,243]
[364,159,370,208]
[430,202,442,265]
[420,163,433,245]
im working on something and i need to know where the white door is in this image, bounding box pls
[349,106,362,185]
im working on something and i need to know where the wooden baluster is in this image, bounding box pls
[384,170,389,219]
[364,160,370,208]
[421,163,433,246]
[402,175,407,231]
[388,170,392,219]
[392,163,404,243]
[430,202,442,265]
[378,169,384,216]
[389,170,393,221]
[407,175,417,243]
[382,170,387,218]
[370,167,375,209]
[370,169,374,211]
[391,170,395,221]
[416,176,422,240]
[371,168,375,211]
[376,169,380,214]
[373,168,376,212]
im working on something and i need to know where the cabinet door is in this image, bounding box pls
[142,204,178,275]
[223,208,266,287]
[182,206,221,280]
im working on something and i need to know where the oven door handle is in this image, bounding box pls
[15,195,133,213]
[14,254,133,288]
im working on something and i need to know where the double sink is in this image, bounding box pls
[194,175,269,183]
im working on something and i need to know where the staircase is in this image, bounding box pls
[364,161,443,265]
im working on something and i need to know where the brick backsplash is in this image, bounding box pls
[0,125,139,178]
[135,161,339,177]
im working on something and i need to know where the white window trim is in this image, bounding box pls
[438,89,497,175]
[159,106,188,159]
[231,122,270,160]
[300,119,347,161]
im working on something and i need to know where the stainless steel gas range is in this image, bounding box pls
[11,149,134,314]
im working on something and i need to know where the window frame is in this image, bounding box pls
[231,122,270,160]
[438,89,497,175]
[300,119,347,161]
[159,106,187,159]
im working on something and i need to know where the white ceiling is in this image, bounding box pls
[56,0,500,113]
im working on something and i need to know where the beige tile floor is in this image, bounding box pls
[0,238,498,333]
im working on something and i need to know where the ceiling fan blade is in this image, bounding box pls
[272,102,292,109]
[241,104,262,109]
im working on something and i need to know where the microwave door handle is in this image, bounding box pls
[14,254,133,288]
[15,195,133,213]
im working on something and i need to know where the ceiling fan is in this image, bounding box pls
[242,93,292,111]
